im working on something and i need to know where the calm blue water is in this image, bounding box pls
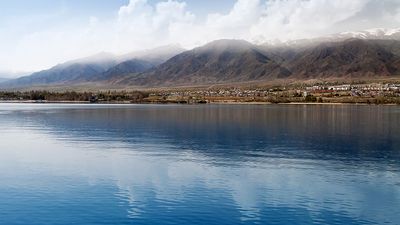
[0,103,399,225]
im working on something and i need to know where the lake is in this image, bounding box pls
[0,103,399,225]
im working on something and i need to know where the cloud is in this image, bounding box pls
[114,0,196,51]
[100,0,400,48]
[2,0,400,72]
[251,0,367,42]
[205,0,263,40]
[89,16,99,26]
[335,0,400,31]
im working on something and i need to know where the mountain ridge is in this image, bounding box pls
[115,38,400,87]
[0,45,184,88]
[2,30,400,89]
[119,39,291,87]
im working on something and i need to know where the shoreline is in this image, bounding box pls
[209,102,399,106]
[0,100,398,106]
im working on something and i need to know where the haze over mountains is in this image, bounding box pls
[0,77,10,83]
[1,45,185,88]
[2,28,400,89]
[0,71,30,82]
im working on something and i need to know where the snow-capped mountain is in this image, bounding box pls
[334,28,400,40]
[263,28,400,48]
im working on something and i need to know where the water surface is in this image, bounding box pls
[0,103,399,225]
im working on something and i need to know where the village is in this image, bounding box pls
[146,83,400,104]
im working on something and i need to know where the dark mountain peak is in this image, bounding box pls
[334,38,375,50]
[287,39,400,78]
[94,59,155,82]
[117,39,291,87]
[342,38,366,43]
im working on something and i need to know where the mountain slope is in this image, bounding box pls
[117,39,400,87]
[2,36,400,89]
[94,59,155,82]
[120,40,291,86]
[286,39,400,78]
[1,53,118,88]
[0,45,184,89]
[96,45,185,82]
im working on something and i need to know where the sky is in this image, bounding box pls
[1,0,400,75]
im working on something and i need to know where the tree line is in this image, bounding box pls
[0,90,149,103]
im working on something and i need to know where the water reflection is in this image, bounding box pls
[0,104,399,225]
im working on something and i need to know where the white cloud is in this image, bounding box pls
[251,0,367,41]
[114,0,196,52]
[205,0,263,40]
[89,16,99,26]
[2,0,400,73]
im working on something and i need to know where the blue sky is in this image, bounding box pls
[1,0,400,74]
[0,0,235,38]
[0,0,234,22]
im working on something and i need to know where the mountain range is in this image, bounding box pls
[1,45,185,88]
[2,28,400,89]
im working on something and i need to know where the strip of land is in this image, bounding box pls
[1,80,399,105]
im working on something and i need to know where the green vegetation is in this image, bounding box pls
[305,95,317,102]
[0,91,149,103]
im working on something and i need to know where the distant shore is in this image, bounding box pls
[0,100,399,106]
[209,101,399,106]
[1,84,399,105]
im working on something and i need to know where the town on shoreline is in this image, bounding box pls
[1,82,400,105]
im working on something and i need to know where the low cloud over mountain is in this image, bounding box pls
[3,30,400,89]
[3,0,400,73]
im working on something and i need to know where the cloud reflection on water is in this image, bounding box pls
[0,104,399,224]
